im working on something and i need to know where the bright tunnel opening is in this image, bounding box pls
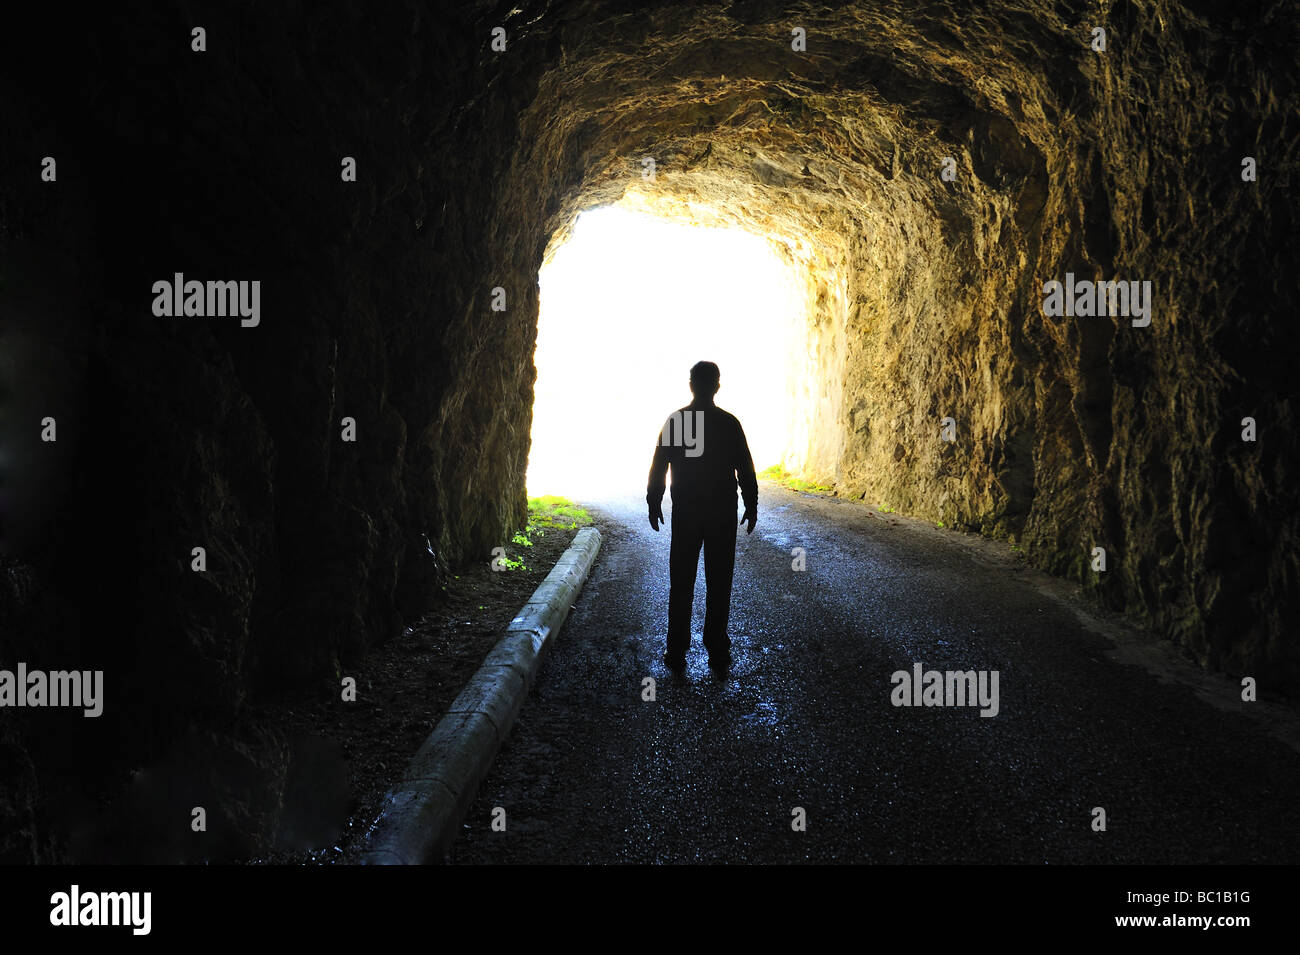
[527,204,809,499]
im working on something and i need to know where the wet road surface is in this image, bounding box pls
[450,484,1300,863]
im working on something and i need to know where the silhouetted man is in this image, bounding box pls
[647,361,757,672]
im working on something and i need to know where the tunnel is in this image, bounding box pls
[0,1,1297,867]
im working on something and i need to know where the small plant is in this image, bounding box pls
[511,531,534,547]
[877,504,896,514]
[935,520,945,528]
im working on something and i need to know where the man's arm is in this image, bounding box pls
[736,419,758,532]
[647,432,669,531]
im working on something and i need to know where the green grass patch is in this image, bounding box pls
[527,495,593,531]
[759,464,833,495]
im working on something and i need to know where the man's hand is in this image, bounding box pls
[740,507,757,534]
[649,503,665,531]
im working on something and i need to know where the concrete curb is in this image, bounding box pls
[360,525,602,864]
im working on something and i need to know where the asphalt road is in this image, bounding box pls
[449,483,1300,863]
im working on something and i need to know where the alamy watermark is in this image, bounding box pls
[1042,272,1151,327]
[152,273,260,327]
[660,410,704,457]
[50,885,150,935]
[890,663,999,717]
[0,663,103,717]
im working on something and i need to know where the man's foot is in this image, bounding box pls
[664,652,686,671]
[707,653,731,671]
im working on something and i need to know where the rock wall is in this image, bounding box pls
[1,2,538,859]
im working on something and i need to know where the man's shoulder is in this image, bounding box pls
[711,406,743,427]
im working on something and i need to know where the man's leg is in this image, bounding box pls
[701,503,737,662]
[666,505,705,660]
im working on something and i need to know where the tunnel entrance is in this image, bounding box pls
[527,202,811,498]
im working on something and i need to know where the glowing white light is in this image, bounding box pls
[527,205,805,498]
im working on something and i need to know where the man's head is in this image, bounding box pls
[689,361,721,398]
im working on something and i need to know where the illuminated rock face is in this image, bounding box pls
[0,1,1296,858]
[508,1,1298,686]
